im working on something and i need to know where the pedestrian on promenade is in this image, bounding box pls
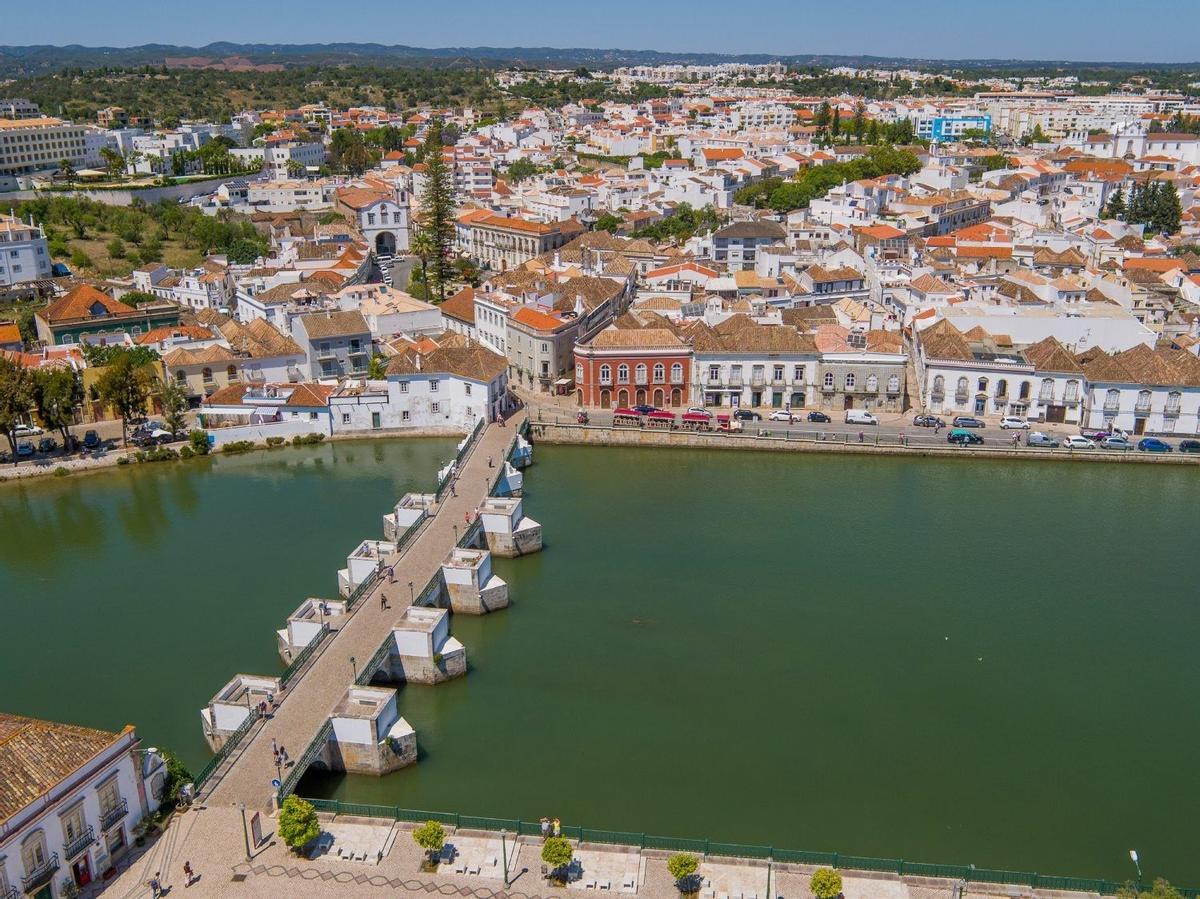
[184,861,195,887]
[380,592,388,611]
[147,873,163,898]
[540,817,550,839]
[271,738,278,757]
[858,431,864,443]
[267,692,275,711]
[552,818,561,838]
[280,746,290,767]
[388,565,396,585]
[464,512,470,525]
[488,456,493,468]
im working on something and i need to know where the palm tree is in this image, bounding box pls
[100,146,124,180]
[409,230,435,299]
[58,158,76,186]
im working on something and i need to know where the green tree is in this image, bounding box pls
[278,796,321,854]
[94,348,152,445]
[830,108,841,139]
[810,868,843,899]
[594,212,622,233]
[106,237,126,259]
[58,157,76,185]
[368,353,388,380]
[1152,181,1183,234]
[157,378,189,436]
[412,820,446,864]
[156,748,194,804]
[541,836,573,881]
[409,229,435,300]
[851,103,866,143]
[666,854,700,892]
[1118,880,1184,899]
[1104,186,1126,220]
[0,357,35,463]
[32,366,83,448]
[414,121,456,302]
[100,146,125,179]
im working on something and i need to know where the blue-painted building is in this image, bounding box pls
[923,115,993,142]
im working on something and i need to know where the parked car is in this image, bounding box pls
[686,407,712,418]
[1080,427,1118,442]
[947,429,984,445]
[36,436,58,454]
[999,416,1030,430]
[1179,439,1200,454]
[912,414,945,428]
[16,440,35,457]
[82,430,101,450]
[1137,437,1172,453]
[952,416,985,428]
[1064,435,1096,449]
[13,423,43,438]
[1026,432,1059,448]
[631,404,658,415]
[768,410,800,423]
[733,409,761,421]
[1101,435,1131,450]
[807,411,831,423]
[845,410,878,425]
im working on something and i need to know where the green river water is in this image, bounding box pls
[3,442,1197,883]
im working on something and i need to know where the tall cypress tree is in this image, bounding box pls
[1154,182,1182,235]
[415,121,457,303]
[1104,186,1125,220]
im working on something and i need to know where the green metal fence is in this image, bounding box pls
[279,624,331,688]
[278,720,332,799]
[354,638,393,686]
[344,569,378,611]
[194,708,258,792]
[294,797,1199,898]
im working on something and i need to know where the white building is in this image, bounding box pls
[384,341,511,426]
[0,212,53,286]
[0,117,88,177]
[0,714,165,898]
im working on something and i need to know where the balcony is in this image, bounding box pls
[954,391,969,404]
[706,374,723,387]
[1038,394,1054,405]
[750,375,766,388]
[728,376,744,388]
[771,376,786,386]
[21,853,59,894]
[64,825,95,860]
[101,798,128,831]
[671,374,686,385]
[930,390,945,402]
[1103,400,1120,413]
[1134,402,1152,415]
[1165,405,1181,418]
[634,374,649,385]
[1063,395,1081,407]
[821,383,836,394]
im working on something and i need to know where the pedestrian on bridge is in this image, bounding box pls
[380,592,389,611]
[184,861,196,887]
[147,873,163,898]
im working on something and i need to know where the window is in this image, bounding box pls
[793,365,804,381]
[1040,378,1054,401]
[430,380,439,392]
[845,372,856,389]
[887,374,900,394]
[175,370,186,385]
[464,384,471,396]
[773,365,784,381]
[309,412,318,420]
[653,363,665,383]
[617,364,629,383]
[431,402,440,413]
[227,365,238,381]
[824,372,834,388]
[21,832,48,877]
[635,363,648,383]
[402,410,410,421]
[98,779,121,817]
[996,379,1007,397]
[319,342,331,356]
[201,367,213,384]
[977,377,988,393]
[932,374,945,396]
[398,381,408,393]
[671,362,683,383]
[1136,389,1152,410]
[1019,381,1030,400]
[599,364,612,384]
[576,364,584,383]
[1166,391,1182,414]
[709,365,720,381]
[866,374,878,392]
[342,413,351,424]
[957,376,969,395]
[1065,380,1080,402]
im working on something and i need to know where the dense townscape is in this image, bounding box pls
[3,41,1200,899]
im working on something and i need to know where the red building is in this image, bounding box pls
[574,326,693,408]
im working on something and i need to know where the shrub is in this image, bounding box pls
[116,456,130,465]
[412,820,446,864]
[810,868,843,899]
[278,796,320,854]
[188,429,211,455]
[179,445,194,459]
[266,436,286,447]
[541,837,573,880]
[157,748,193,803]
[221,440,258,454]
[53,466,69,477]
[667,854,700,891]
[292,433,326,446]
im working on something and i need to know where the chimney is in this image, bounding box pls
[415,354,422,371]
[553,249,561,268]
[574,294,584,316]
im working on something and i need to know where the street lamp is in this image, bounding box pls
[501,829,509,887]
[408,581,414,604]
[1130,850,1142,890]
[350,655,357,682]
[239,802,250,860]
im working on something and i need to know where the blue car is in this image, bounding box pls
[1137,437,1172,453]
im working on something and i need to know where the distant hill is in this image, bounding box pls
[1,43,1197,78]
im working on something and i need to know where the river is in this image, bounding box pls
[0,437,457,767]
[4,441,1197,882]
[300,444,1200,884]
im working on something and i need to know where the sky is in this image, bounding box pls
[8,0,1200,63]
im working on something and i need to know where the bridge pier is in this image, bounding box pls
[277,598,345,662]
[338,539,398,596]
[319,686,417,776]
[441,547,509,614]
[200,674,280,752]
[381,606,468,684]
[478,496,543,557]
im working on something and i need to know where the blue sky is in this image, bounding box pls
[10,0,1200,63]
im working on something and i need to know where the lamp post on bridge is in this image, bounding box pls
[1130,850,1142,892]
[350,655,357,682]
[501,829,509,887]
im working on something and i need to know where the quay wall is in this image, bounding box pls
[532,422,1200,466]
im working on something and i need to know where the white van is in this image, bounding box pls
[845,410,879,425]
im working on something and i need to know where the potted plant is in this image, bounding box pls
[668,853,701,895]
[811,867,843,899]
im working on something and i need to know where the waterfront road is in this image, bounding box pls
[207,416,522,811]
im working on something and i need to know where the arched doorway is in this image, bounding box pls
[635,388,646,405]
[617,389,630,407]
[653,388,665,407]
[600,390,610,409]
[670,388,682,407]
[375,232,396,256]
[575,389,583,407]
